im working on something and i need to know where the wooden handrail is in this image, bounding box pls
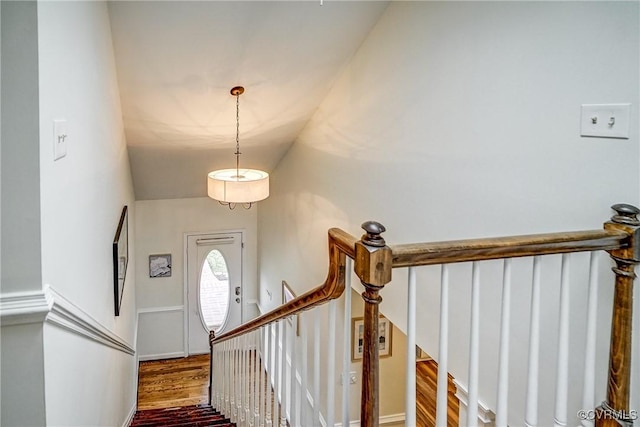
[391,229,630,267]
[208,204,638,427]
[210,227,358,345]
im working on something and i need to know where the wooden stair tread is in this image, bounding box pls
[130,404,234,427]
[416,359,459,427]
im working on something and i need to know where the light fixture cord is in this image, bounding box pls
[235,92,241,179]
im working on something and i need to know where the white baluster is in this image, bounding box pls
[255,330,261,427]
[228,341,231,414]
[436,264,450,427]
[238,336,243,423]
[273,321,280,427]
[495,258,512,426]
[581,252,599,427]
[246,335,251,427]
[245,334,249,426]
[405,267,417,427]
[231,338,237,422]
[252,331,257,427]
[467,262,480,427]
[313,309,321,424]
[214,346,219,407]
[300,312,309,427]
[280,320,288,427]
[327,299,337,427]
[225,340,230,416]
[216,344,221,409]
[291,316,299,427]
[342,259,353,427]
[265,325,272,427]
[220,342,224,412]
[236,335,245,426]
[246,333,251,426]
[554,254,570,427]
[525,256,542,427]
[237,337,242,422]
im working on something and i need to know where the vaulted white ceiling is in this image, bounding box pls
[108,1,389,200]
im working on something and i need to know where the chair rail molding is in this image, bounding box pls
[0,286,53,325]
[0,284,134,355]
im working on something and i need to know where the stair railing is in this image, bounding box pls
[209,227,358,427]
[393,204,638,427]
[209,203,638,427]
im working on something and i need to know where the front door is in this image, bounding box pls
[186,232,243,355]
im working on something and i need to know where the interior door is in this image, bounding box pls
[187,232,243,355]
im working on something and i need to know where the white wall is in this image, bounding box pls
[258,2,639,425]
[36,1,137,425]
[135,197,258,359]
[1,2,47,425]
[1,0,42,295]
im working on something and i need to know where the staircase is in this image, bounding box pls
[130,404,234,427]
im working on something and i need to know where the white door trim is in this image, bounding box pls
[183,229,245,355]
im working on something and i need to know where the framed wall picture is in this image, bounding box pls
[113,206,128,316]
[149,254,172,278]
[282,280,300,335]
[351,315,393,361]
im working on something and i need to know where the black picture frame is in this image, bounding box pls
[113,205,128,316]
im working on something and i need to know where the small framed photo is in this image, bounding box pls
[282,280,300,335]
[351,315,393,361]
[149,254,172,278]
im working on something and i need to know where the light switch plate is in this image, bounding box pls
[340,371,357,385]
[580,104,630,139]
[53,119,68,160]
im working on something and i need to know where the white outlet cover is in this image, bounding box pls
[580,103,630,139]
[53,119,68,160]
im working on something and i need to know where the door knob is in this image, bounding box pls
[235,286,241,296]
[235,297,241,304]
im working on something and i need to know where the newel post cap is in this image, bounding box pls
[606,203,640,263]
[361,221,387,247]
[355,221,392,286]
[611,204,640,226]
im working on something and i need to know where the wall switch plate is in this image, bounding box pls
[53,119,68,160]
[580,104,630,139]
[340,371,357,385]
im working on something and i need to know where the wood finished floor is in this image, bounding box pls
[136,354,459,426]
[137,354,210,410]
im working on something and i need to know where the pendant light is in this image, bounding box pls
[207,86,269,209]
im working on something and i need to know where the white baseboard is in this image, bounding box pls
[137,305,184,314]
[138,351,186,361]
[121,402,137,427]
[453,379,496,426]
[333,413,405,426]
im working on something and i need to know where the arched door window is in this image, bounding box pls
[199,249,230,331]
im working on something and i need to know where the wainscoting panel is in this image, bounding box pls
[137,307,185,360]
